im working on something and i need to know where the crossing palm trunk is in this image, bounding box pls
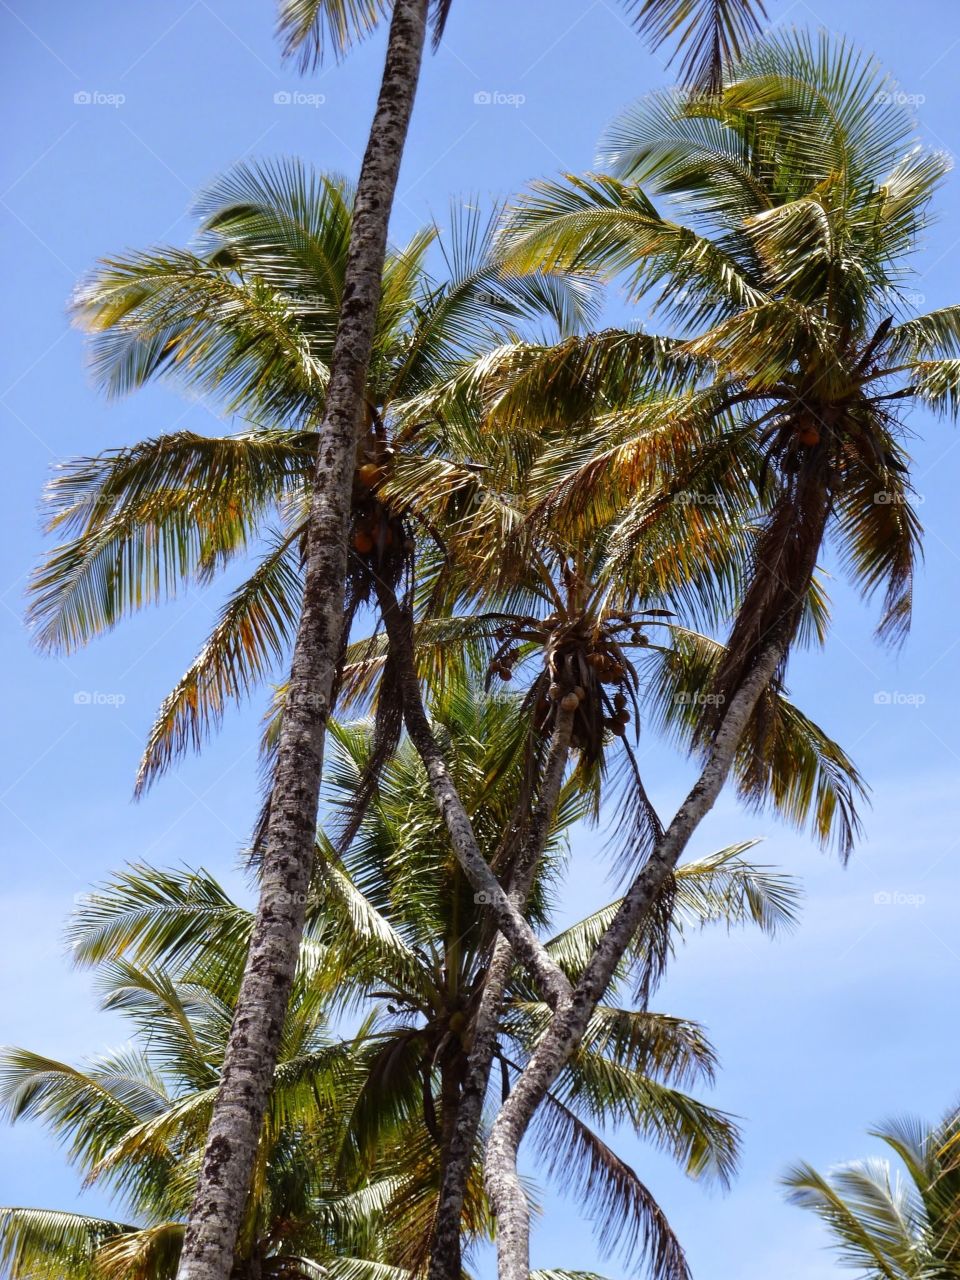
[173,5,429,1278]
[375,581,572,1009]
[485,636,788,1280]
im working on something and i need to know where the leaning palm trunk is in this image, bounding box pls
[485,640,784,1279]
[485,483,831,1280]
[375,580,572,1010]
[174,5,429,1279]
[427,710,575,1280]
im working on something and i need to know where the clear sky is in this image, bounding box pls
[1,2,959,1278]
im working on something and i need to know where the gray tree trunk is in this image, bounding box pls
[427,709,574,1280]
[173,6,429,1278]
[485,637,788,1280]
[376,582,572,1010]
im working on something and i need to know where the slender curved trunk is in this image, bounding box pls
[485,638,787,1279]
[434,1053,466,1279]
[375,581,572,1009]
[173,6,429,1279]
[427,711,574,1280]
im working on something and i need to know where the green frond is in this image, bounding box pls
[275,0,385,69]
[643,627,867,855]
[530,1089,690,1279]
[28,430,306,653]
[68,864,253,975]
[73,249,327,416]
[626,0,767,93]
[136,530,303,793]
[783,1160,920,1278]
[0,1207,132,1280]
[96,1221,184,1280]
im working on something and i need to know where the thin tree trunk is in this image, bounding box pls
[174,6,429,1279]
[485,636,788,1280]
[434,1054,465,1280]
[375,580,572,1010]
[428,710,574,1280]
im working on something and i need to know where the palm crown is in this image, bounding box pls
[29,159,588,796]
[491,31,957,728]
[784,1110,960,1278]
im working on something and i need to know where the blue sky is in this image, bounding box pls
[1,1,959,1277]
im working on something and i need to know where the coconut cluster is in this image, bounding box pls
[487,616,645,761]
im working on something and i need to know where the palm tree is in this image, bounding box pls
[40,676,802,1279]
[38,0,776,1264]
[0,917,395,1280]
[340,330,866,1277]
[155,0,438,1270]
[38,159,581,795]
[784,1109,960,1278]
[472,31,960,1275]
[37,171,590,1244]
[379,341,863,1275]
[310,678,799,1279]
[263,12,776,1275]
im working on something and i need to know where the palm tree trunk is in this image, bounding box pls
[173,6,429,1279]
[485,635,789,1280]
[375,581,572,1009]
[427,710,574,1280]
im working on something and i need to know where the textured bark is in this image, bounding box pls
[375,581,573,1011]
[485,638,789,1280]
[173,6,429,1280]
[427,712,574,1280]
